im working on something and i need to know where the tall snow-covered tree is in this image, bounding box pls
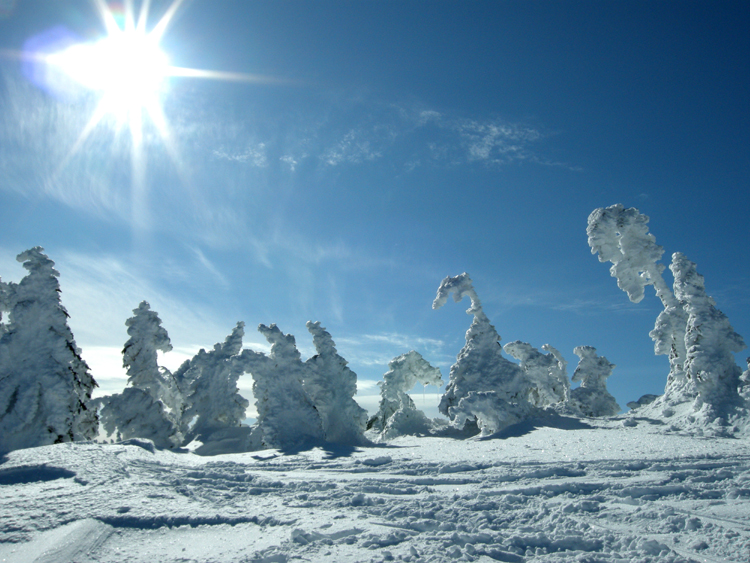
[303,321,368,445]
[0,247,98,452]
[433,273,527,433]
[240,324,324,450]
[587,204,689,395]
[671,253,745,411]
[503,341,569,408]
[98,301,182,449]
[368,350,443,439]
[180,322,250,442]
[588,205,747,422]
[568,346,620,417]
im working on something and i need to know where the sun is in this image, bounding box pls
[40,0,192,155]
[49,30,169,116]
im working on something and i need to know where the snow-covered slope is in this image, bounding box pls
[1,416,749,563]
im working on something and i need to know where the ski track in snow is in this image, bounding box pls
[1,419,750,563]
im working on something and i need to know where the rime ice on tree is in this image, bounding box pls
[179,322,250,443]
[0,247,98,452]
[98,301,182,449]
[241,324,324,449]
[588,204,747,430]
[304,321,368,445]
[368,350,443,439]
[433,273,528,434]
[568,346,620,417]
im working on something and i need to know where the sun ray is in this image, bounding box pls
[150,0,188,44]
[167,66,290,84]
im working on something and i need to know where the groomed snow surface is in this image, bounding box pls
[2,416,749,563]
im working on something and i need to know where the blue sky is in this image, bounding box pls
[1,0,749,418]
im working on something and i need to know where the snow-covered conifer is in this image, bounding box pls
[503,341,569,408]
[0,247,98,452]
[240,324,324,449]
[433,273,526,432]
[671,253,745,411]
[368,350,443,438]
[180,322,250,442]
[568,346,620,417]
[303,321,368,445]
[98,301,183,448]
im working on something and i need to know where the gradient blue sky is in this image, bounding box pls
[1,0,749,418]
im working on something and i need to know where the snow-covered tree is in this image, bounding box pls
[99,387,181,449]
[122,301,178,405]
[588,205,747,424]
[240,324,324,450]
[503,341,569,408]
[433,273,527,433]
[367,350,443,439]
[568,346,620,417]
[671,253,745,411]
[98,301,182,449]
[0,276,8,336]
[587,204,689,395]
[180,322,250,442]
[303,321,368,445]
[0,247,98,452]
[740,360,750,402]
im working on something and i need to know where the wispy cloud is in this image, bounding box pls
[335,331,449,371]
[212,143,268,166]
[320,128,387,166]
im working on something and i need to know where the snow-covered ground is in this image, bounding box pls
[2,415,749,563]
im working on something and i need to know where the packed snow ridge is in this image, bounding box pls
[1,204,749,457]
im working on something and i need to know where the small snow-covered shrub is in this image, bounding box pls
[368,350,442,439]
[568,346,620,417]
[503,341,569,408]
[450,390,529,436]
[99,387,182,449]
[0,247,98,452]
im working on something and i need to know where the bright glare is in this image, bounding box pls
[50,32,168,114]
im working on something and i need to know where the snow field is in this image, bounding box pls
[1,418,749,563]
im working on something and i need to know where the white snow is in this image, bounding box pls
[2,417,749,562]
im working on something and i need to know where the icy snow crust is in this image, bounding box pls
[2,419,750,563]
